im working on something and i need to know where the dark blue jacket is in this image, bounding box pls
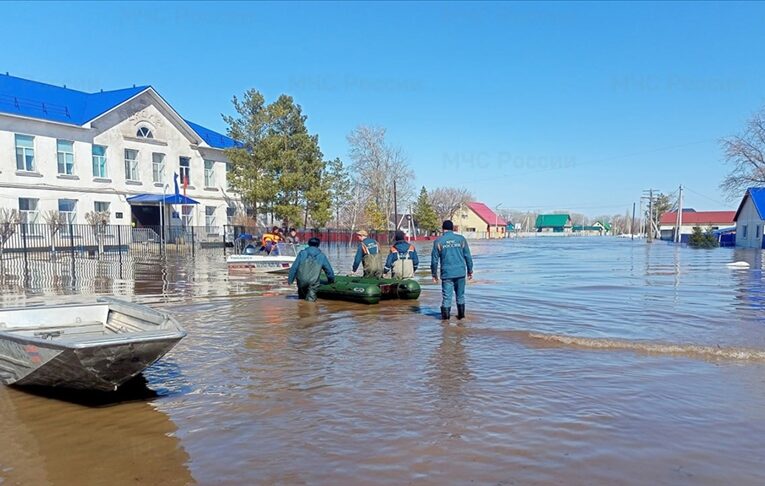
[431,231,473,279]
[384,241,419,274]
[288,246,335,284]
[352,237,380,272]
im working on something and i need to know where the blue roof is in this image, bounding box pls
[126,193,200,205]
[734,187,765,221]
[0,73,238,149]
[184,119,242,149]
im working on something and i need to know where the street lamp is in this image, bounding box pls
[161,183,169,252]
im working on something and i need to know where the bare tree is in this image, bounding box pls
[721,108,765,199]
[44,210,64,257]
[0,209,20,277]
[85,211,110,256]
[347,125,414,228]
[430,187,474,222]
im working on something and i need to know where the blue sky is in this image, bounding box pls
[3,1,765,216]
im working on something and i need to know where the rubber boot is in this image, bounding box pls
[457,304,465,320]
[440,306,450,320]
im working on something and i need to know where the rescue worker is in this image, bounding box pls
[288,237,335,301]
[385,230,419,279]
[352,230,383,278]
[431,220,473,321]
[285,228,300,244]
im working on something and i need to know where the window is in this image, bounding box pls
[226,205,236,225]
[136,126,154,139]
[181,205,193,227]
[204,160,216,188]
[57,140,75,175]
[124,149,139,181]
[15,134,35,171]
[18,197,39,234]
[205,206,216,232]
[94,201,110,214]
[743,225,748,238]
[58,199,77,233]
[179,157,191,185]
[757,226,761,239]
[92,145,107,178]
[152,153,165,183]
[224,162,231,189]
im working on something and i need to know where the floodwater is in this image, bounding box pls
[2,237,765,485]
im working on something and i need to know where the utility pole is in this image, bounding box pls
[393,179,398,231]
[674,185,683,243]
[631,202,636,240]
[641,189,660,242]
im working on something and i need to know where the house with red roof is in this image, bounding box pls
[454,202,508,239]
[658,209,735,242]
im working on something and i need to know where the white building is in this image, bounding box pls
[658,210,735,243]
[734,188,765,248]
[0,74,241,237]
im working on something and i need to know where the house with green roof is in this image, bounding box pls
[535,214,573,233]
[572,220,612,235]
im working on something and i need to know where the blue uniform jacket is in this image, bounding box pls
[352,237,380,272]
[288,246,335,284]
[430,231,473,279]
[384,241,419,274]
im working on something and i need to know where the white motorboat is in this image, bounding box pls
[226,242,303,274]
[0,298,186,391]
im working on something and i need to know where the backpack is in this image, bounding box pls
[391,245,415,279]
[296,252,322,284]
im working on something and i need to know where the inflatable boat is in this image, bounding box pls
[317,276,421,305]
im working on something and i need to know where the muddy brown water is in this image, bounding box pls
[2,238,765,485]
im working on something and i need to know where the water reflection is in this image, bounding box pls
[0,377,194,485]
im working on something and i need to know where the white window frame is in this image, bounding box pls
[224,162,231,189]
[743,225,748,238]
[94,201,110,214]
[15,134,35,172]
[179,156,191,185]
[18,197,40,235]
[136,126,154,139]
[226,205,236,225]
[205,206,216,233]
[58,199,77,235]
[181,205,193,227]
[92,145,107,178]
[124,149,140,181]
[57,139,75,175]
[204,160,216,188]
[152,153,166,184]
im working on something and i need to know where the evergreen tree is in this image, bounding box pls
[413,186,439,235]
[688,226,719,248]
[325,157,351,227]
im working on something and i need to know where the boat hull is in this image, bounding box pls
[0,337,182,392]
[226,255,295,274]
[316,276,421,304]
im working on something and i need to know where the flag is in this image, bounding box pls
[183,174,189,197]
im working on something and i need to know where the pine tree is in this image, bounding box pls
[413,187,439,235]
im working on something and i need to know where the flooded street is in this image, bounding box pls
[2,237,765,484]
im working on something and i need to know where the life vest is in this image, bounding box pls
[262,233,281,246]
[390,244,415,279]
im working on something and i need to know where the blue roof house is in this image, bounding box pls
[0,73,242,236]
[733,188,765,248]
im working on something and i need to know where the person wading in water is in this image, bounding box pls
[385,230,419,279]
[352,230,383,278]
[288,237,335,301]
[431,220,473,320]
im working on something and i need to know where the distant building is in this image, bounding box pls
[572,221,611,236]
[734,188,765,248]
[659,209,735,243]
[535,214,573,233]
[454,202,507,239]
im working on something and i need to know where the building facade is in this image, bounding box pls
[659,210,735,243]
[535,214,573,233]
[734,188,765,248]
[0,74,241,237]
[454,202,507,239]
